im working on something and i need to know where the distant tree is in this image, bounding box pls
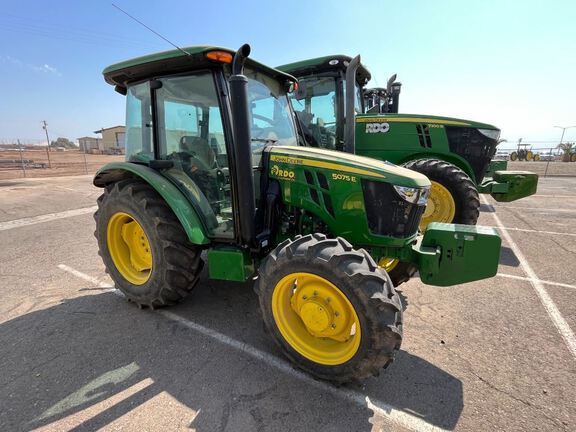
[558,142,574,162]
[50,137,77,149]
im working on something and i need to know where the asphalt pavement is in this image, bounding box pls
[0,175,575,432]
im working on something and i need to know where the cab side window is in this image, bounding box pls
[155,72,233,238]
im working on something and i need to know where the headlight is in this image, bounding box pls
[477,128,500,140]
[393,185,430,205]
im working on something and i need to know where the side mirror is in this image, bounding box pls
[294,80,307,100]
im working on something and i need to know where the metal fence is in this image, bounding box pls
[0,145,123,180]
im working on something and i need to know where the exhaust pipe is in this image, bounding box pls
[229,43,255,246]
[344,55,361,154]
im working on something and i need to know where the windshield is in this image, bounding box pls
[241,67,298,155]
[289,76,338,149]
[342,78,363,115]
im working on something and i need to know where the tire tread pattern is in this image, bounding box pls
[256,233,403,383]
[94,179,203,308]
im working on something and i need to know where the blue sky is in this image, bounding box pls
[1,0,575,149]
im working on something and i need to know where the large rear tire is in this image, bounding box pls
[94,179,204,308]
[256,233,403,383]
[404,159,480,228]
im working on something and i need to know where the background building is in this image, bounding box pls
[77,136,103,153]
[94,126,126,154]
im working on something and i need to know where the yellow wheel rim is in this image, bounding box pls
[526,150,534,161]
[419,181,456,231]
[378,257,399,273]
[571,154,576,162]
[272,272,361,365]
[107,212,152,285]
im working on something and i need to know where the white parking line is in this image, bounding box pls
[531,194,576,198]
[57,264,446,432]
[0,206,97,231]
[57,264,111,289]
[495,206,576,213]
[491,226,576,237]
[482,195,576,360]
[497,273,576,291]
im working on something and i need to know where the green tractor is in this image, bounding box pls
[277,55,538,238]
[94,44,501,383]
[509,143,539,161]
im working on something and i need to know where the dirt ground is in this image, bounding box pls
[508,161,576,176]
[2,150,575,180]
[0,150,123,180]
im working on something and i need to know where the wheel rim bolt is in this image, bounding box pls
[334,311,339,317]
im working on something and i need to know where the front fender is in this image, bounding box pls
[94,162,210,245]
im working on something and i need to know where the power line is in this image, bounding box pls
[111,3,191,56]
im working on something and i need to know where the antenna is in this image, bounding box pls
[111,3,191,56]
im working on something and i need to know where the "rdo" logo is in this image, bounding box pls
[365,122,390,134]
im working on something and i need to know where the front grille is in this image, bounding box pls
[362,180,425,238]
[445,126,498,182]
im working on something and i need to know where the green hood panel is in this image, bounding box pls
[356,113,498,130]
[269,146,430,188]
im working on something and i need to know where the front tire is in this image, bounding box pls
[94,179,204,308]
[404,159,480,228]
[256,234,403,383]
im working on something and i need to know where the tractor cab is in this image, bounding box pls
[98,46,300,243]
[281,55,370,152]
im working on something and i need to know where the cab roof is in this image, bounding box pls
[277,55,371,85]
[103,45,297,90]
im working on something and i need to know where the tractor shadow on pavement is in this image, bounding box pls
[499,246,521,267]
[0,282,463,431]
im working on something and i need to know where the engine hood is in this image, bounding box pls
[267,146,430,188]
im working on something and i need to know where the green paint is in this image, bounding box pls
[208,247,254,281]
[490,171,539,202]
[103,45,296,88]
[415,222,501,286]
[94,162,210,245]
[267,146,428,248]
[484,160,508,178]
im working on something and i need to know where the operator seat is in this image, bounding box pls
[180,136,217,170]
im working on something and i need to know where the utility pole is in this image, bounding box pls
[17,139,26,178]
[546,125,576,176]
[554,125,576,146]
[41,120,52,168]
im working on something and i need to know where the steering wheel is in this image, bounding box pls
[168,151,214,172]
[253,113,275,126]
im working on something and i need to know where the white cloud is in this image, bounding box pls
[32,63,62,76]
[1,55,62,77]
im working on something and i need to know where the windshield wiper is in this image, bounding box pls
[251,138,278,144]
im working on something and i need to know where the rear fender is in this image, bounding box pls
[94,162,210,245]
